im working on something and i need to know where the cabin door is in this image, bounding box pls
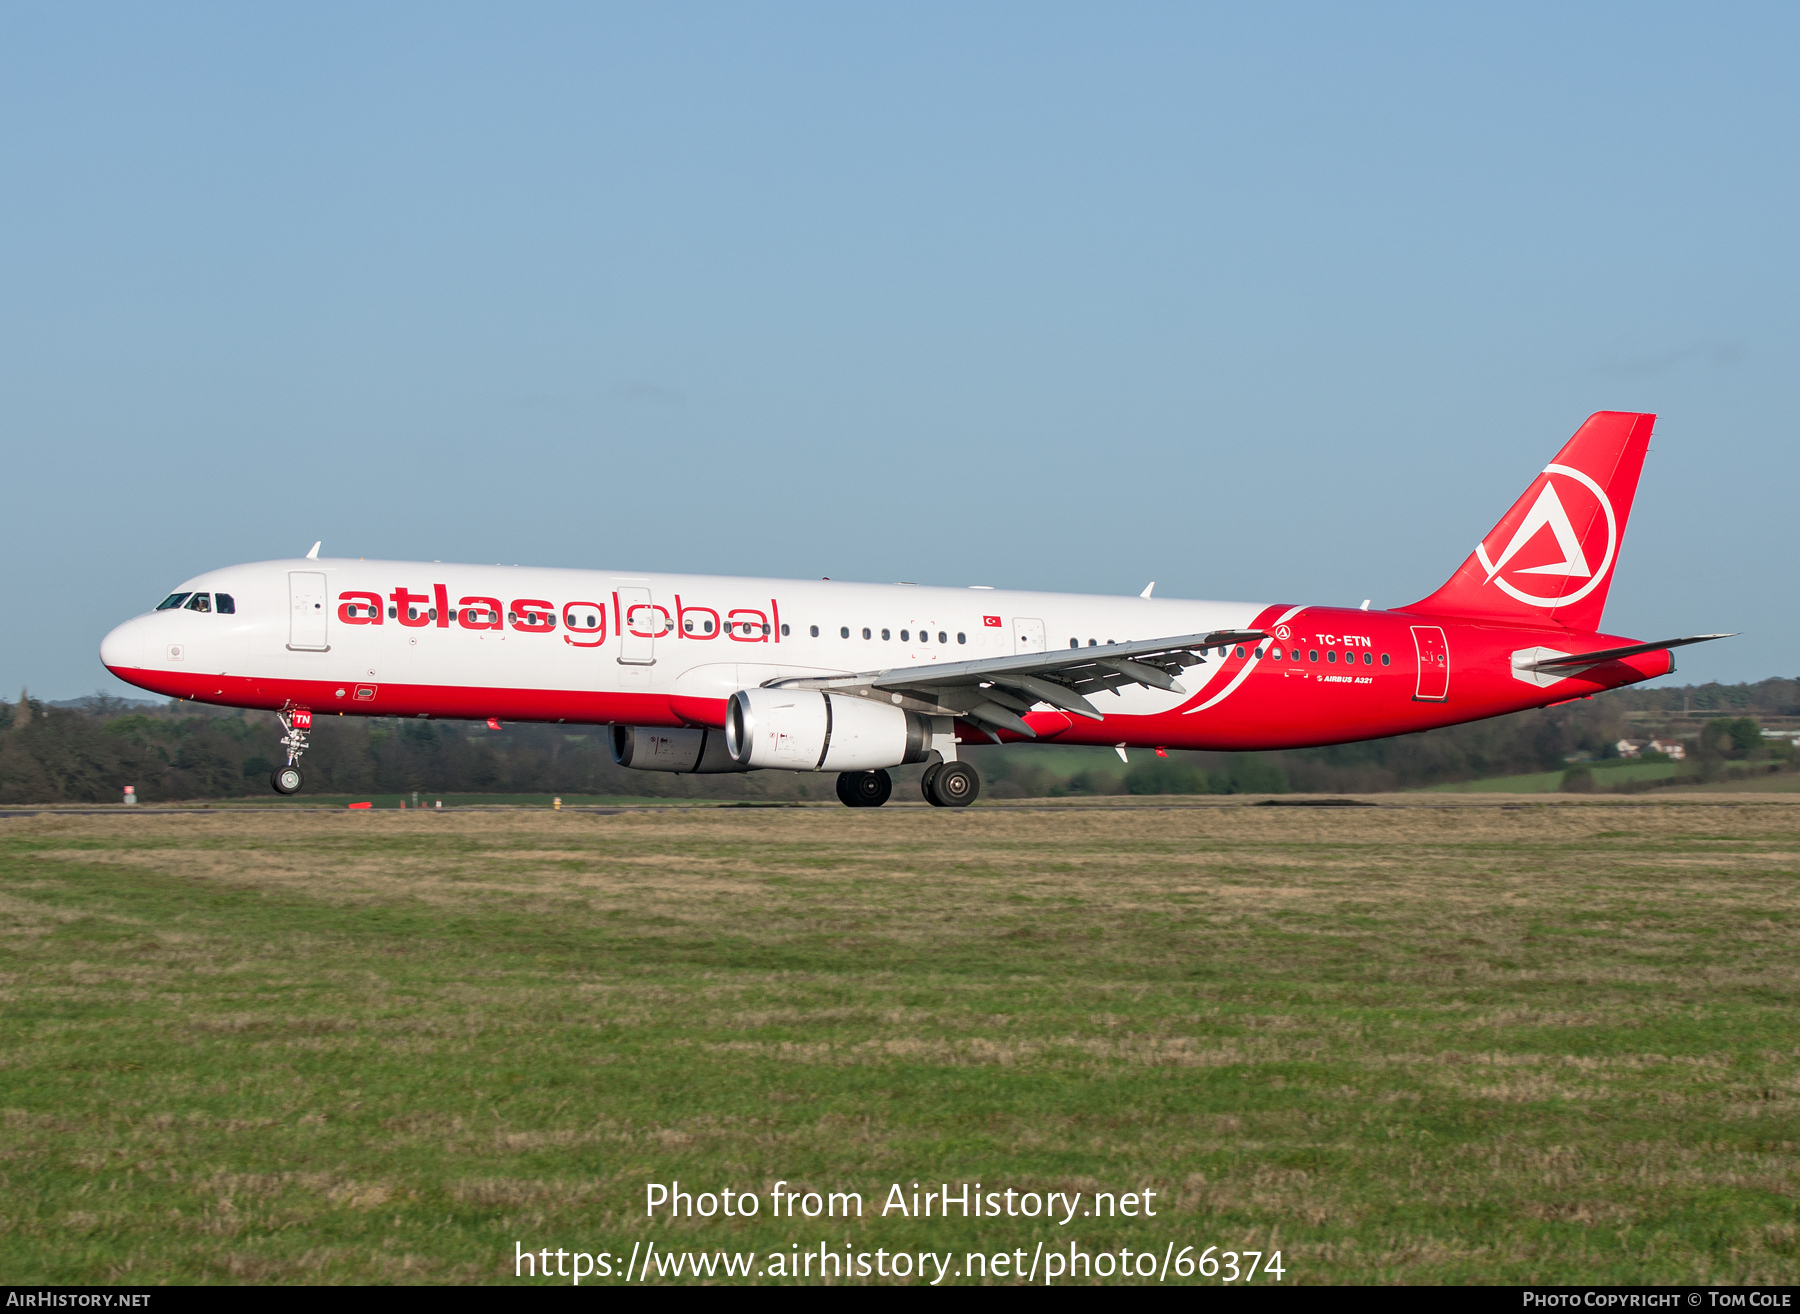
[617,588,659,665]
[1013,617,1046,655]
[288,571,329,651]
[1411,625,1449,702]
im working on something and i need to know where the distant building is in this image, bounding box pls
[1648,738,1686,760]
[1614,739,1644,759]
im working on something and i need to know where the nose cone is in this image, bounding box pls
[100,618,144,673]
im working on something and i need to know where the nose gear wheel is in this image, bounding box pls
[269,708,312,795]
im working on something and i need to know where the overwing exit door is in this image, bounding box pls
[1013,617,1046,655]
[288,571,329,651]
[617,587,660,665]
[1411,625,1449,702]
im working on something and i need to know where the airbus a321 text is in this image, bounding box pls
[101,412,1731,807]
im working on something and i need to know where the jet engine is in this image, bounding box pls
[609,725,751,774]
[726,688,932,771]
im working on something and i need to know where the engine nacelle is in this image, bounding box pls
[609,725,751,774]
[726,688,932,771]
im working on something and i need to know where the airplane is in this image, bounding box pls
[99,412,1729,807]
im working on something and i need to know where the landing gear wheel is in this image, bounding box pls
[271,766,303,795]
[927,761,979,808]
[835,770,893,808]
[921,762,946,806]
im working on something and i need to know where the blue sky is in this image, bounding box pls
[2,3,1793,699]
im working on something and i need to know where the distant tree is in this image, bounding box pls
[1560,764,1596,793]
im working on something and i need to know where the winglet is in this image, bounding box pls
[1140,582,1155,598]
[306,542,321,560]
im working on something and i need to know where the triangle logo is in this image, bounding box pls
[1482,481,1591,583]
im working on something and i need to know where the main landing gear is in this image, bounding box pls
[833,763,981,808]
[836,769,893,808]
[270,708,312,795]
[920,761,980,808]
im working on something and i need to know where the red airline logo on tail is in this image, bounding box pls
[1474,463,1618,609]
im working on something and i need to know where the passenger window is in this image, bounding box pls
[807,625,816,637]
[1070,638,1079,648]
[1234,646,1245,658]
[1271,647,1282,660]
[862,627,871,640]
[900,630,910,642]
[184,593,211,613]
[1381,653,1391,665]
[1088,639,1097,647]
[156,593,191,610]
[1254,647,1264,659]
[881,629,890,640]
[840,627,849,639]
[1326,651,1337,663]
[214,593,235,614]
[938,631,947,644]
[957,632,966,644]
[1363,651,1373,665]
[389,606,397,619]
[1309,650,1319,662]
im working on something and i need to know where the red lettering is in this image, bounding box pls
[511,598,555,633]
[337,590,384,625]
[458,596,503,630]
[390,587,431,627]
[726,608,769,642]
[563,601,608,648]
[675,594,720,639]
[433,584,450,628]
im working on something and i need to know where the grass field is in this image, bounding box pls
[1420,762,1684,793]
[2,798,1797,1285]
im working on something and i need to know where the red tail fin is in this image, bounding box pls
[1405,411,1655,633]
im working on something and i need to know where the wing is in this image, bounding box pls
[1514,633,1736,674]
[764,629,1269,740]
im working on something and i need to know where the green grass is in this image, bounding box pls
[216,793,718,809]
[1,801,1796,1284]
[1420,761,1684,793]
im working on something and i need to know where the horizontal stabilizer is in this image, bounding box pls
[1514,633,1736,674]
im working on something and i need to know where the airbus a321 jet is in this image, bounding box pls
[100,412,1729,807]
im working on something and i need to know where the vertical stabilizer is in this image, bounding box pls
[1405,411,1655,633]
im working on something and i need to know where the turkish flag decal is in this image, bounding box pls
[983,615,1002,627]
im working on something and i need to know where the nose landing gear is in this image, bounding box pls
[270,708,312,795]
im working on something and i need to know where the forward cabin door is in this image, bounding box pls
[617,587,657,665]
[1013,617,1046,655]
[288,571,329,651]
[1410,625,1449,702]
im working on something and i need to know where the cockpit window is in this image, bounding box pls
[156,593,191,610]
[214,593,235,614]
[184,593,212,613]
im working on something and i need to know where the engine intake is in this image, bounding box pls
[726,688,931,771]
[609,725,751,774]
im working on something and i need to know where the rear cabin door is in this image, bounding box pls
[1410,625,1449,702]
[1013,617,1046,655]
[617,587,658,665]
[288,571,329,651]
